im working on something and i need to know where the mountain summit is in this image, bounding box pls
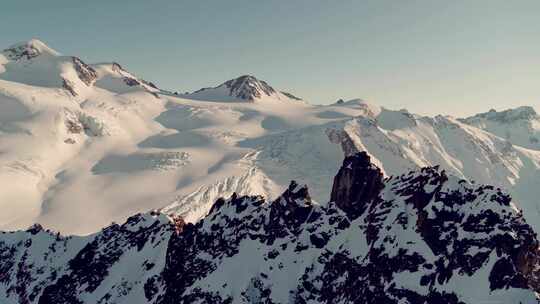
[2,39,60,60]
[187,75,303,103]
[0,39,160,98]
[223,75,277,100]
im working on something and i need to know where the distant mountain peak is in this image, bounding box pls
[463,106,539,123]
[187,74,304,103]
[459,106,540,149]
[2,39,60,60]
[221,75,277,101]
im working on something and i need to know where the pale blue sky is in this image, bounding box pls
[1,0,539,116]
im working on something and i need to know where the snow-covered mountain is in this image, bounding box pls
[186,75,303,103]
[0,40,166,233]
[460,106,540,150]
[0,39,159,98]
[2,153,540,303]
[1,39,540,238]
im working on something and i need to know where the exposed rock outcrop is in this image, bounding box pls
[330,151,384,219]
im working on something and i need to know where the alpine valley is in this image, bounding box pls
[1,40,540,303]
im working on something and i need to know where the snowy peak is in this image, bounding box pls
[463,106,539,124]
[187,74,303,103]
[0,39,160,98]
[2,39,60,60]
[459,106,540,150]
[0,39,98,97]
[223,75,277,101]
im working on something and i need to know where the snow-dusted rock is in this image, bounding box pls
[2,153,540,303]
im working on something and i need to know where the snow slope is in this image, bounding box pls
[1,39,540,237]
[0,40,166,232]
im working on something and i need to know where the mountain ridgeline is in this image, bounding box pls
[1,153,539,303]
[2,39,540,303]
[2,39,540,238]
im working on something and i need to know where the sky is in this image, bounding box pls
[0,0,539,116]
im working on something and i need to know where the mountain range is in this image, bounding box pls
[1,39,540,235]
[1,39,540,302]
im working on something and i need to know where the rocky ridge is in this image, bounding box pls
[1,153,539,303]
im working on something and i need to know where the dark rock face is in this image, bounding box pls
[1,153,540,303]
[330,151,385,219]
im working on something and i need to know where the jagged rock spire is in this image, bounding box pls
[330,151,384,218]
